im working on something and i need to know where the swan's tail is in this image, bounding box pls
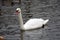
[43,19,49,25]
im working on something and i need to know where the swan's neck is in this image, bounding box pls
[18,12,24,30]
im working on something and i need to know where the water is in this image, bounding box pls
[0,0,60,40]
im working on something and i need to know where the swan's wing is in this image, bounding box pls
[23,19,44,30]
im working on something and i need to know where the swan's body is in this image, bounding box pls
[23,18,49,30]
[16,8,49,30]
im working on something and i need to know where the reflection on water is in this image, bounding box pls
[20,27,48,40]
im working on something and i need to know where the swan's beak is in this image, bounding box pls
[16,10,19,15]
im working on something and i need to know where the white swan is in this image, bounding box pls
[16,8,49,30]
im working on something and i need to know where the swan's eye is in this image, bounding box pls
[16,10,19,12]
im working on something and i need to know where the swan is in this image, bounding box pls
[16,8,49,30]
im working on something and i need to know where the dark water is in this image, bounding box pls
[0,0,60,40]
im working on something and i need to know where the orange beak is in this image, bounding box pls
[16,10,19,15]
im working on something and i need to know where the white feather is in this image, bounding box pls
[24,18,44,30]
[43,19,49,25]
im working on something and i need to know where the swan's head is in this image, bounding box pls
[16,8,21,15]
